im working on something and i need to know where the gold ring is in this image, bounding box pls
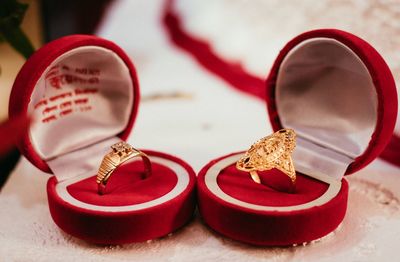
[236,129,296,191]
[96,141,152,195]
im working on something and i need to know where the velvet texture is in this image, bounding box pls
[196,30,396,246]
[219,165,328,205]
[67,161,178,206]
[197,153,348,246]
[47,150,197,245]
[163,3,400,166]
[9,35,198,244]
[379,135,400,166]
[8,35,140,174]
[266,29,397,175]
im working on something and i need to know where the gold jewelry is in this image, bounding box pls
[236,129,296,188]
[96,141,152,195]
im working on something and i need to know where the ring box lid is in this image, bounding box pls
[266,29,397,179]
[9,35,140,177]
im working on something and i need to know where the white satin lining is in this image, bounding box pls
[276,38,377,179]
[293,137,353,180]
[47,137,121,182]
[55,156,190,212]
[204,153,342,211]
[28,46,134,163]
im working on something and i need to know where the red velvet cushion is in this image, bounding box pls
[67,161,178,206]
[197,153,348,246]
[219,165,328,206]
[7,35,197,245]
[47,150,197,244]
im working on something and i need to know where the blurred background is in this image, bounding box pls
[2,0,400,188]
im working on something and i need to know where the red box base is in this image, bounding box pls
[47,150,197,244]
[197,152,348,246]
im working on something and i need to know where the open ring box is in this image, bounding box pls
[8,35,197,244]
[197,29,398,246]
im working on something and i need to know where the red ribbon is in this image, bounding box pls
[162,0,400,166]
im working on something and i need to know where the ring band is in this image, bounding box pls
[96,141,152,195]
[236,129,296,191]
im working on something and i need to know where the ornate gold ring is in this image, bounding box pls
[236,129,296,190]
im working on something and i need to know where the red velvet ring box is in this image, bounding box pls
[197,29,398,246]
[8,35,196,244]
